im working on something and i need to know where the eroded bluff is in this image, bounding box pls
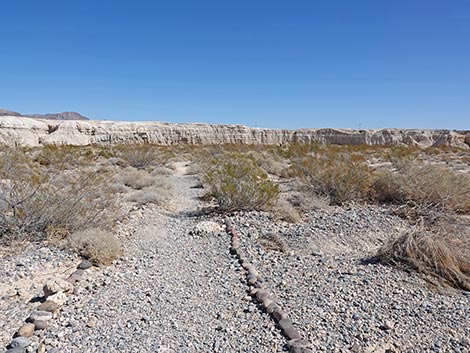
[0,116,468,148]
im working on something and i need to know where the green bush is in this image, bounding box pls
[290,151,373,205]
[203,155,280,212]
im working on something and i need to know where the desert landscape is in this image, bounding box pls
[0,115,469,353]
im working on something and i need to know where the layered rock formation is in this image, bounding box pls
[0,116,468,148]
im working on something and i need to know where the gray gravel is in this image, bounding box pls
[2,166,469,353]
[41,171,286,352]
[0,245,78,349]
[230,207,470,353]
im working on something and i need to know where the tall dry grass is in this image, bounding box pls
[374,227,470,290]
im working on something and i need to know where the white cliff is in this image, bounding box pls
[0,116,468,148]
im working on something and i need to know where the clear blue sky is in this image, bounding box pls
[1,1,469,129]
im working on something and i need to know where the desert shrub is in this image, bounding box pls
[290,151,373,205]
[248,150,288,176]
[203,155,280,212]
[127,178,173,206]
[374,229,470,290]
[0,149,117,243]
[66,228,122,265]
[118,167,156,190]
[117,144,161,169]
[33,145,96,168]
[271,198,302,223]
[372,162,470,213]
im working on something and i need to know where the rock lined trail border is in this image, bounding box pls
[225,218,313,353]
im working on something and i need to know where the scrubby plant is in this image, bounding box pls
[203,155,280,212]
[0,148,117,244]
[374,228,470,290]
[127,178,173,206]
[66,228,122,265]
[290,151,373,205]
[119,167,156,190]
[117,144,161,169]
[372,162,470,214]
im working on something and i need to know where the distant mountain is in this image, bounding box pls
[0,108,89,120]
[0,109,22,117]
[29,111,89,120]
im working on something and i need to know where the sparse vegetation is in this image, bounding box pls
[289,151,373,205]
[0,148,117,244]
[203,154,280,212]
[374,228,470,290]
[116,144,161,169]
[65,228,123,265]
[119,167,157,190]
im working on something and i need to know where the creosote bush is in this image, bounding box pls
[289,151,373,205]
[203,155,280,212]
[119,167,156,190]
[374,229,470,290]
[116,144,161,169]
[66,228,123,265]
[0,148,117,244]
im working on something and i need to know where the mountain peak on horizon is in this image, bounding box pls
[0,108,89,120]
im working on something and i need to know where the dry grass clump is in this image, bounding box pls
[374,228,470,290]
[247,150,289,177]
[66,228,123,265]
[119,167,156,190]
[127,177,173,206]
[203,154,280,212]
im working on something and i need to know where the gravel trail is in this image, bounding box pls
[41,166,286,353]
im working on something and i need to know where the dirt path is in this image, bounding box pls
[43,164,286,352]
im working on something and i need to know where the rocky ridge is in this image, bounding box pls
[0,110,88,121]
[0,116,468,148]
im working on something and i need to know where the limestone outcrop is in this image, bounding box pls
[0,116,468,148]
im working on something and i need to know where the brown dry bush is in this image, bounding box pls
[289,151,373,205]
[118,167,156,190]
[66,228,123,265]
[374,228,470,290]
[372,162,470,214]
[116,144,162,169]
[0,148,118,244]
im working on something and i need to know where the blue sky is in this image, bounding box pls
[0,1,469,129]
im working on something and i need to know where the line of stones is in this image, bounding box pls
[4,260,93,353]
[225,219,312,353]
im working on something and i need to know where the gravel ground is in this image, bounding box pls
[33,170,287,353]
[2,164,469,353]
[229,207,470,353]
[0,245,79,349]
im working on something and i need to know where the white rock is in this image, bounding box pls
[43,278,73,297]
[0,116,468,149]
[192,221,222,236]
[47,291,68,306]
